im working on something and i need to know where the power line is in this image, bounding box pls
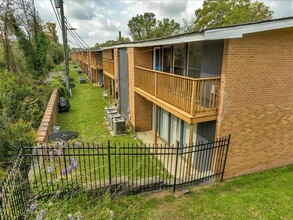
[67,28,86,49]
[49,0,62,32]
[50,0,85,50]
[65,17,90,48]
[65,21,86,48]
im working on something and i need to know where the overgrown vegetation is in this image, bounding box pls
[0,0,63,77]
[0,0,65,171]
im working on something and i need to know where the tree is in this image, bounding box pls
[153,18,180,38]
[128,12,156,40]
[193,0,273,31]
[11,0,49,77]
[44,22,58,43]
[93,36,131,49]
[128,12,181,40]
[0,0,15,72]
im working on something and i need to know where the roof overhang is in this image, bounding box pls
[99,17,293,51]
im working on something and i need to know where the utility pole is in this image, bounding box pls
[56,0,70,95]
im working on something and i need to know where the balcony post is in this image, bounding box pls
[154,104,158,153]
[190,80,197,116]
[154,71,157,97]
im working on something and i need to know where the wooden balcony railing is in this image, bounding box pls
[83,54,88,63]
[103,59,114,76]
[91,57,97,68]
[135,66,220,116]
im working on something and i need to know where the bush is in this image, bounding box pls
[50,75,68,98]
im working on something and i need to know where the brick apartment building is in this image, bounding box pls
[71,17,293,178]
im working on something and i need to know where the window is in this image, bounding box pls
[174,43,186,76]
[162,47,173,73]
[188,42,202,78]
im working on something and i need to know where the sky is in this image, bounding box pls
[34,0,293,47]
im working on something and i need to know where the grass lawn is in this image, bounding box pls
[57,62,137,144]
[31,164,293,219]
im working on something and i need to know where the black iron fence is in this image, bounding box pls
[0,147,30,220]
[0,135,230,219]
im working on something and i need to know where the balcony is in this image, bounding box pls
[134,66,220,122]
[103,59,114,78]
[91,58,103,70]
[82,54,88,64]
[91,58,96,69]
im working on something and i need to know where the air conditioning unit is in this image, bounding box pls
[113,118,125,135]
[104,106,115,119]
[109,114,121,130]
[107,110,118,124]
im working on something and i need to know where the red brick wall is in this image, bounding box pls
[134,93,152,131]
[217,28,293,178]
[36,89,59,143]
[128,48,135,128]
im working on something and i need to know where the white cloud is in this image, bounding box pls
[35,0,293,47]
[262,0,293,18]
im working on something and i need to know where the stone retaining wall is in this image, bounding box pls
[36,89,59,143]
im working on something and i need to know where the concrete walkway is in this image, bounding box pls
[137,130,199,181]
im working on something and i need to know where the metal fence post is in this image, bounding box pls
[20,141,30,194]
[107,140,112,186]
[173,142,180,193]
[221,134,231,180]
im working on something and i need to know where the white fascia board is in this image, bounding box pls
[101,19,293,50]
[205,19,293,40]
[133,34,205,47]
[101,33,205,50]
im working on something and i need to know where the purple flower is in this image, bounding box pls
[47,179,52,185]
[61,169,66,175]
[70,157,78,169]
[68,214,74,220]
[76,142,82,148]
[36,209,46,220]
[47,167,53,173]
[30,203,37,212]
[67,166,72,173]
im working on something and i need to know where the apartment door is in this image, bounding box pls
[159,109,169,142]
[193,121,216,172]
[153,47,162,71]
[118,48,129,119]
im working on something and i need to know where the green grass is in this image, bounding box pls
[30,164,293,219]
[57,62,137,144]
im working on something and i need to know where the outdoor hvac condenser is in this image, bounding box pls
[104,106,116,120]
[109,114,121,130]
[113,118,125,134]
